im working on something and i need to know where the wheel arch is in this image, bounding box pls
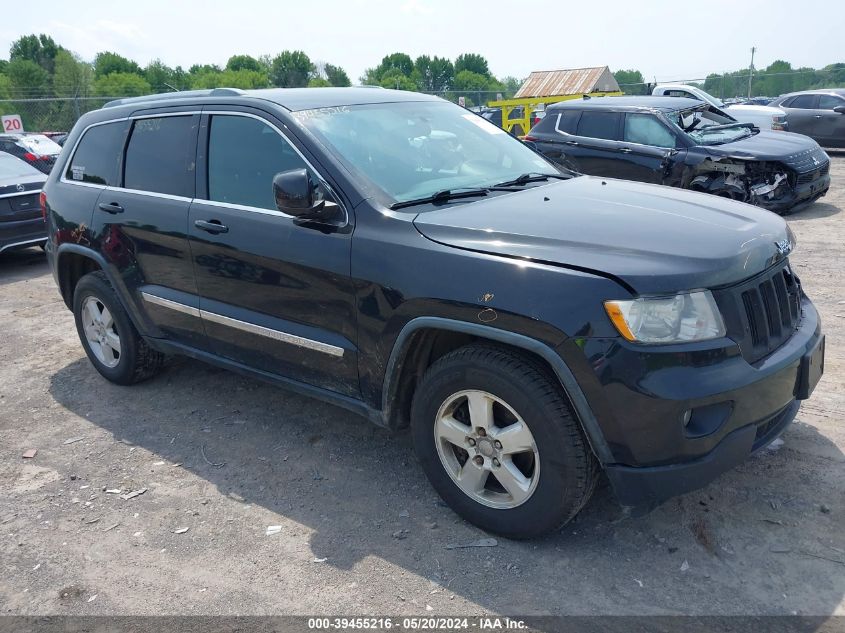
[55,243,152,337]
[381,317,614,464]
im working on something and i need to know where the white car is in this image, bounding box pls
[652,84,787,131]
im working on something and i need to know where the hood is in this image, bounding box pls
[704,130,826,170]
[725,104,785,116]
[413,177,792,295]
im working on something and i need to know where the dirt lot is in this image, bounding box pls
[1,158,844,618]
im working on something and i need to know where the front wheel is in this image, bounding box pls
[411,345,598,539]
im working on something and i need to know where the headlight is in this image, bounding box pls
[604,291,726,344]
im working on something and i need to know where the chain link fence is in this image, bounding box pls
[0,97,126,134]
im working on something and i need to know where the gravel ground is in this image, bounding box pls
[1,158,844,617]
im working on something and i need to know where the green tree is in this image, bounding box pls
[226,54,264,73]
[53,50,93,97]
[379,71,418,91]
[94,72,152,97]
[500,76,522,96]
[363,53,414,85]
[144,59,188,91]
[270,50,314,87]
[452,69,490,92]
[324,63,350,87]
[308,77,332,87]
[94,52,141,78]
[10,34,62,74]
[613,69,646,95]
[414,55,453,92]
[454,53,489,78]
[189,63,222,75]
[189,69,268,89]
[6,58,51,97]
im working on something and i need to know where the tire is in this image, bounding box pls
[72,271,164,385]
[411,344,598,539]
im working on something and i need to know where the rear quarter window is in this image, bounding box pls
[124,115,198,197]
[65,121,129,186]
[529,113,558,134]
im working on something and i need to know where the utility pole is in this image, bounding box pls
[747,46,756,98]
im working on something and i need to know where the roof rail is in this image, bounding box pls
[103,88,246,108]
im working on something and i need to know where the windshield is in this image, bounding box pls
[668,106,754,146]
[16,134,62,156]
[293,101,560,203]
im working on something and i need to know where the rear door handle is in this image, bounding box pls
[619,147,633,153]
[194,219,229,234]
[97,202,124,214]
[814,115,823,119]
[565,140,580,146]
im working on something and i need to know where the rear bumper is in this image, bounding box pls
[0,217,47,253]
[606,399,798,507]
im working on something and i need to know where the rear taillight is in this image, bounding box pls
[533,117,540,125]
[523,135,538,142]
[39,191,47,222]
[23,152,38,162]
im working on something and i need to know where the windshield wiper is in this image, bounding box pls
[389,187,490,210]
[493,172,569,188]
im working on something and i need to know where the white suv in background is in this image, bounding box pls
[652,84,787,131]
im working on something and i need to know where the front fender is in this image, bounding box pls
[381,316,614,465]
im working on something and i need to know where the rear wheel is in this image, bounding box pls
[73,271,164,385]
[411,344,598,539]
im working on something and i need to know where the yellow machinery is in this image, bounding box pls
[487,92,624,136]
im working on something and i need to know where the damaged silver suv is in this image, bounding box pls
[526,96,831,214]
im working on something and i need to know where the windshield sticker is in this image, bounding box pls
[71,166,85,180]
[462,114,505,134]
[293,106,351,121]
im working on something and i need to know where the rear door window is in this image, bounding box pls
[206,114,308,210]
[576,111,622,140]
[818,94,845,110]
[124,115,198,197]
[65,120,129,186]
[624,113,676,148]
[788,95,819,109]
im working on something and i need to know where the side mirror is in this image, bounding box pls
[834,105,845,114]
[273,168,336,221]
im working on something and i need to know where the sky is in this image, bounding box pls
[1,0,843,84]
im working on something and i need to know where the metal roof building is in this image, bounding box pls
[514,66,621,99]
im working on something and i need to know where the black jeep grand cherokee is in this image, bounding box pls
[43,88,824,539]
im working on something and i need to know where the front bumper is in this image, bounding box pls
[571,296,822,507]
[606,399,798,507]
[755,172,830,214]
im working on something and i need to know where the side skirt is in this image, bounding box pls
[144,337,386,427]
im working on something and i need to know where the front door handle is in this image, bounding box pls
[194,219,229,234]
[97,202,124,214]
[619,147,633,153]
[814,115,823,119]
[565,140,580,146]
